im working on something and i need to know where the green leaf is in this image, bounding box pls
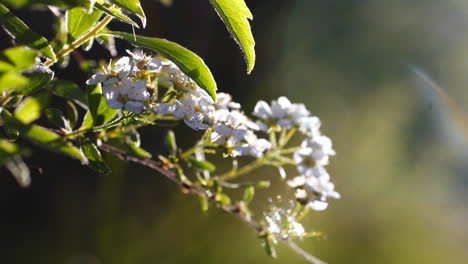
[17,65,54,95]
[109,0,145,27]
[0,72,28,92]
[198,195,209,212]
[79,84,118,130]
[65,101,79,129]
[94,2,139,28]
[209,0,255,73]
[81,138,111,174]
[45,108,71,131]
[66,6,103,43]
[2,110,85,161]
[0,46,38,73]
[108,31,217,100]
[46,80,87,107]
[14,92,50,124]
[165,130,177,154]
[243,186,255,204]
[0,4,56,60]
[1,0,90,9]
[188,157,215,172]
[0,139,20,165]
[126,141,151,158]
[215,192,231,205]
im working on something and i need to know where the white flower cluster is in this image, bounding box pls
[86,50,159,113]
[253,97,340,211]
[264,204,306,240]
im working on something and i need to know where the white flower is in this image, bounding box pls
[294,188,308,200]
[308,199,329,211]
[215,93,241,110]
[287,176,306,188]
[86,73,107,85]
[288,221,305,237]
[304,175,340,200]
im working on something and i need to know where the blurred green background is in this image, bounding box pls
[2,0,468,263]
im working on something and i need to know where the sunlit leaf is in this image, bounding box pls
[0,4,56,60]
[0,72,28,92]
[0,0,89,8]
[14,92,50,124]
[94,2,139,28]
[79,84,118,130]
[209,0,255,73]
[0,46,38,72]
[81,138,111,174]
[2,110,85,161]
[109,0,146,27]
[66,6,103,43]
[108,31,217,100]
[0,139,20,165]
[17,65,54,95]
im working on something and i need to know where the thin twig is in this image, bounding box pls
[99,143,326,264]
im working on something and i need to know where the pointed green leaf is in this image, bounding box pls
[188,157,215,172]
[79,84,118,130]
[126,141,151,158]
[45,108,71,131]
[109,0,146,27]
[243,185,255,204]
[46,80,87,107]
[66,6,102,43]
[0,4,56,60]
[0,46,38,73]
[1,0,91,9]
[198,195,209,212]
[215,192,231,205]
[94,2,139,28]
[14,92,50,124]
[65,101,79,129]
[17,65,54,95]
[1,110,85,161]
[108,31,217,100]
[0,72,28,92]
[81,138,111,174]
[209,0,255,73]
[0,139,20,165]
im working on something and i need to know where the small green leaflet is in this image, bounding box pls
[1,110,85,162]
[18,65,54,95]
[46,80,87,108]
[0,0,90,8]
[108,31,217,100]
[0,139,20,165]
[209,0,255,74]
[14,92,50,124]
[109,0,146,27]
[94,1,139,28]
[81,138,111,175]
[66,6,103,43]
[0,46,38,72]
[0,4,56,60]
[79,84,118,130]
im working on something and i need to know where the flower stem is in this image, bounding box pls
[45,15,113,67]
[217,156,267,181]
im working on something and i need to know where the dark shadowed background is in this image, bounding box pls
[2,0,468,263]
